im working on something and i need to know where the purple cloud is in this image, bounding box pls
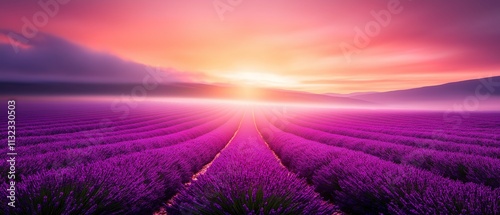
[0,30,201,84]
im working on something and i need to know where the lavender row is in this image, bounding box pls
[6,106,229,148]
[0,103,223,146]
[8,102,224,138]
[11,108,136,129]
[263,110,500,188]
[299,110,500,136]
[297,112,500,146]
[0,108,233,159]
[1,111,241,179]
[303,110,500,130]
[255,115,500,215]
[16,104,222,130]
[12,105,224,137]
[167,113,337,215]
[300,113,500,147]
[318,111,499,137]
[4,100,115,122]
[1,112,242,215]
[6,100,149,128]
[289,116,500,158]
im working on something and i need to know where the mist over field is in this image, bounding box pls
[1,0,500,215]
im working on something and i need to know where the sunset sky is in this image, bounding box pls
[1,0,500,93]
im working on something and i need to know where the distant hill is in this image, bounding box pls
[326,92,379,97]
[351,76,500,110]
[2,77,499,110]
[0,82,371,106]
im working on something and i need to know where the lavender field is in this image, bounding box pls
[1,99,500,215]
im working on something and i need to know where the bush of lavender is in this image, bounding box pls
[255,114,499,214]
[168,115,337,215]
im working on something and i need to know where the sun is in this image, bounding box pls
[213,68,300,102]
[223,70,298,88]
[237,85,260,101]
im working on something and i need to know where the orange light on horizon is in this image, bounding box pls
[220,69,299,88]
[2,1,500,94]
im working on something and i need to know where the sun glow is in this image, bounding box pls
[223,70,298,88]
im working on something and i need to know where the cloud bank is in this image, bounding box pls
[2,1,500,93]
[0,31,201,84]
